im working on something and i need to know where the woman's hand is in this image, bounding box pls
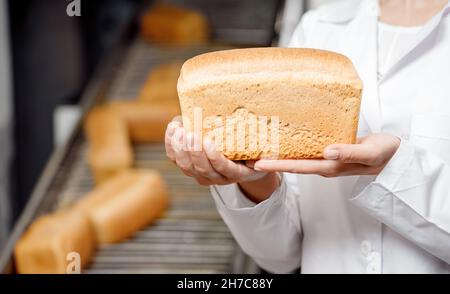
[253,134,400,177]
[165,117,280,203]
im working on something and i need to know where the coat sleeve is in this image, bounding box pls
[351,139,450,263]
[211,173,303,273]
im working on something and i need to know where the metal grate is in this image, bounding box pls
[1,40,259,274]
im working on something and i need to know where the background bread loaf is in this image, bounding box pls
[177,47,363,160]
[75,169,169,244]
[140,4,209,45]
[110,100,180,143]
[138,62,183,103]
[84,106,133,184]
[14,210,95,274]
[14,169,169,273]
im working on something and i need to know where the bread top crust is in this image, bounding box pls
[178,47,362,91]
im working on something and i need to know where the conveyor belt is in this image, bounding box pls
[0,40,259,274]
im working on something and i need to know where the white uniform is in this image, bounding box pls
[211,0,450,274]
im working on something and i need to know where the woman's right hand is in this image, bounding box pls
[164,117,280,203]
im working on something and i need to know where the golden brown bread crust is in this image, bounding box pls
[84,106,133,184]
[75,169,169,244]
[179,47,362,89]
[14,210,95,274]
[140,4,209,44]
[178,47,363,159]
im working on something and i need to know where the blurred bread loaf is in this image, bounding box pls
[177,48,363,160]
[84,106,133,184]
[14,210,95,274]
[75,169,169,244]
[110,100,180,143]
[140,3,209,44]
[138,62,182,103]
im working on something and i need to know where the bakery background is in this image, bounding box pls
[0,0,339,274]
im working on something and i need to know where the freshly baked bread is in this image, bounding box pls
[84,106,133,184]
[110,100,180,143]
[14,210,95,274]
[75,169,169,244]
[138,62,183,103]
[140,3,209,44]
[177,48,363,160]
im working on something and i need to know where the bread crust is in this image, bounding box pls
[177,48,362,160]
[179,48,362,91]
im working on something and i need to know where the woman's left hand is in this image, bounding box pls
[253,134,400,177]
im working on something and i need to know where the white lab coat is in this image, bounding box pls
[211,0,450,274]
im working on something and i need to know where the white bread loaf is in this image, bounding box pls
[14,210,95,274]
[177,48,363,160]
[84,106,133,184]
[140,3,209,45]
[138,62,183,103]
[110,100,180,143]
[75,169,169,244]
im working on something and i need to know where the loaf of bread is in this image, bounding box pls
[84,106,133,184]
[14,210,95,274]
[138,62,182,103]
[75,169,169,244]
[140,4,209,44]
[110,100,180,143]
[177,48,363,160]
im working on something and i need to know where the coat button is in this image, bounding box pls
[377,72,383,81]
[361,240,372,257]
[366,251,381,262]
[366,252,381,274]
[366,261,381,274]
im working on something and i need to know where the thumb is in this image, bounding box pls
[323,143,378,165]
